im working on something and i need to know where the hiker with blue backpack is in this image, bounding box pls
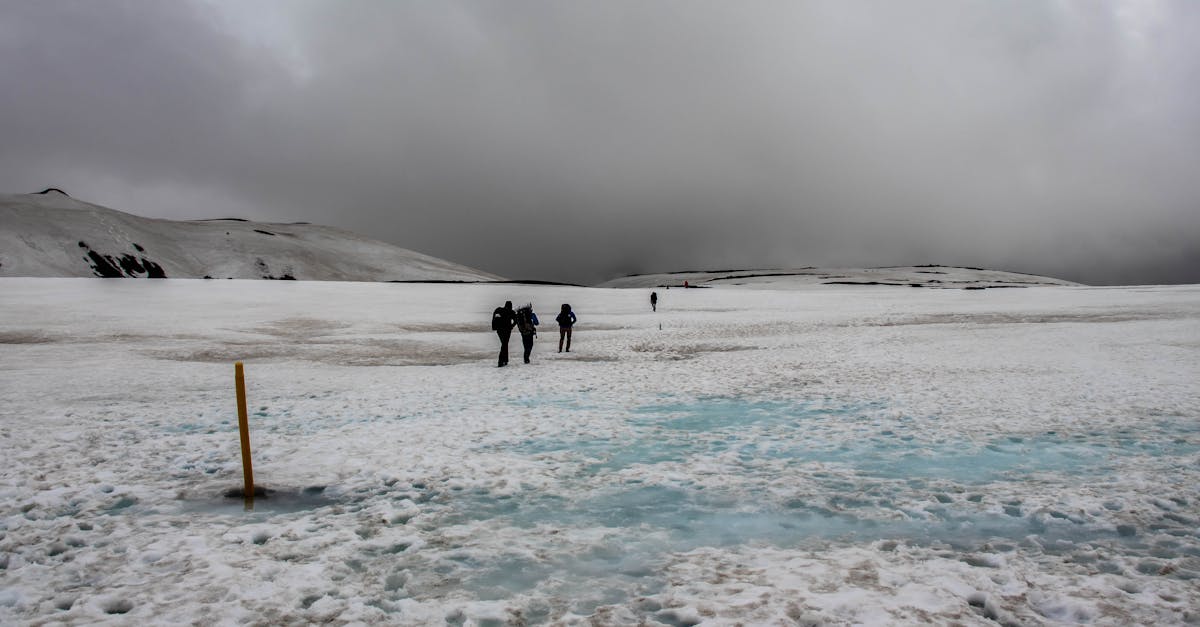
[515,304,539,364]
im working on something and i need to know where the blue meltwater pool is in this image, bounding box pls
[419,396,1200,606]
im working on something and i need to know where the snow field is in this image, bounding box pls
[1,278,1199,625]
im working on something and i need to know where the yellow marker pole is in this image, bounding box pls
[234,361,255,503]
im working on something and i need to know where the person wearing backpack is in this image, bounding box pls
[515,303,539,364]
[491,301,517,367]
[555,303,577,352]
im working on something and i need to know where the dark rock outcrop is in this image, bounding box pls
[77,241,166,278]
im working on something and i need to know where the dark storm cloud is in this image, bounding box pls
[3,1,1198,285]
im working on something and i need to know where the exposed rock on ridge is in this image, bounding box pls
[0,192,503,282]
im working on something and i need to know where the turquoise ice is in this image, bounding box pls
[437,396,1199,600]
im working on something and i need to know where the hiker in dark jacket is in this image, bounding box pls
[491,301,517,367]
[555,303,577,352]
[515,304,539,364]
[650,291,658,312]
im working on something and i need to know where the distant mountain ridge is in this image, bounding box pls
[595,266,1080,289]
[0,191,504,282]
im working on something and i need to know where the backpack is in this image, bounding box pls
[491,308,509,331]
[516,306,536,334]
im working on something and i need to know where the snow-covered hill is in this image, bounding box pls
[0,191,504,282]
[596,266,1080,289]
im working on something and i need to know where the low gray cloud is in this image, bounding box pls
[3,1,1198,284]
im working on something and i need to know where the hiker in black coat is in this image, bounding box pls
[491,301,517,367]
[555,303,576,352]
[650,291,658,312]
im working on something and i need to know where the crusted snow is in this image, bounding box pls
[1,277,1198,625]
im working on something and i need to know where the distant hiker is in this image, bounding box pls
[491,300,517,367]
[650,291,658,312]
[683,280,689,288]
[515,304,539,364]
[555,303,577,352]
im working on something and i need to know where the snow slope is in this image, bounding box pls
[596,266,1080,289]
[0,191,504,282]
[1,277,1198,625]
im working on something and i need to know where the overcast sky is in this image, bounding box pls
[3,1,1198,285]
